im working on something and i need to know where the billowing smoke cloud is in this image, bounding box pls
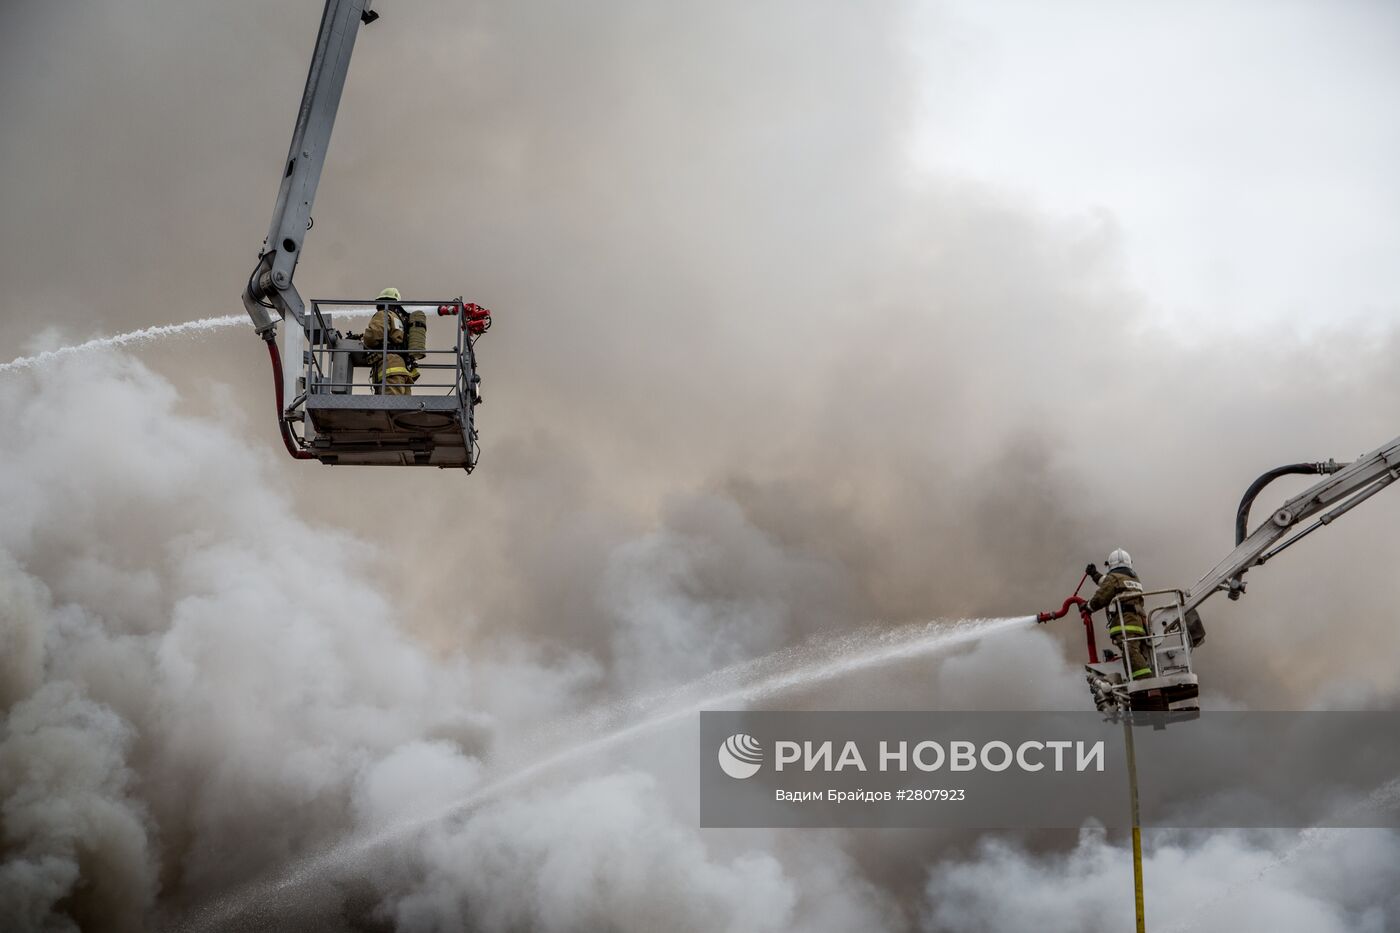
[0,353,950,930]
[922,826,1400,933]
[0,681,154,933]
[3,0,1400,930]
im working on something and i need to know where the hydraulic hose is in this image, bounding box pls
[264,335,315,460]
[1235,461,1340,544]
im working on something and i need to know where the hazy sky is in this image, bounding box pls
[911,0,1400,337]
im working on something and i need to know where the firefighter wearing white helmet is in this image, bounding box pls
[361,287,425,395]
[1084,548,1153,681]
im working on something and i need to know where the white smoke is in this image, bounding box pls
[921,826,1400,933]
[0,352,499,927]
[0,352,952,931]
[378,773,799,933]
[4,351,1398,932]
[0,681,154,933]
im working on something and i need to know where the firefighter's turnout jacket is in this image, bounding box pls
[362,307,421,396]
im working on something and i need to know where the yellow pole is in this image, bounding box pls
[1123,716,1146,932]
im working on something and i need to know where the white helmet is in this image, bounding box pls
[1105,548,1133,571]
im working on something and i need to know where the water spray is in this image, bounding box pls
[0,315,248,374]
[173,615,1033,931]
[0,310,373,376]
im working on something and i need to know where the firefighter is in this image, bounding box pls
[1085,548,1154,681]
[361,287,424,395]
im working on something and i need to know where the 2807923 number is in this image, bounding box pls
[897,788,965,801]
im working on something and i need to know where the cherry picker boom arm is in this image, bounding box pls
[242,0,378,337]
[1181,433,1400,615]
[237,2,490,470]
[1039,430,1397,717]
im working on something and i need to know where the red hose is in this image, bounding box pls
[265,337,314,460]
[1080,605,1099,663]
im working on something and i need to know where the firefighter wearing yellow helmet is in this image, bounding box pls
[362,287,426,395]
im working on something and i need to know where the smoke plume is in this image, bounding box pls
[2,0,1399,930]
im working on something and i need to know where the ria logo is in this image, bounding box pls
[718,733,764,779]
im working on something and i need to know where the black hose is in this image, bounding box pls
[245,252,277,310]
[1235,462,1336,544]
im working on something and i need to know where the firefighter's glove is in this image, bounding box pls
[1085,563,1102,584]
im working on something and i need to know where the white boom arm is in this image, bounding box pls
[1182,433,1400,615]
[242,0,378,337]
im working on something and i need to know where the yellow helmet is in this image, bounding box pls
[375,287,402,303]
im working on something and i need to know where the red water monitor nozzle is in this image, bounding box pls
[1036,595,1087,624]
[463,302,492,335]
[437,300,493,334]
[1036,571,1100,662]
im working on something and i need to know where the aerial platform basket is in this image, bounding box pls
[1088,589,1204,719]
[1038,585,1204,723]
[278,298,485,469]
